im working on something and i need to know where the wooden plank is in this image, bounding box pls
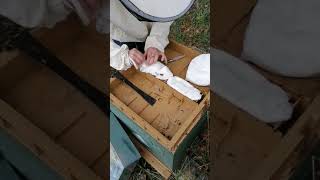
[110,94,171,149]
[0,129,63,180]
[132,138,172,179]
[47,28,107,92]
[0,53,42,95]
[56,105,107,166]
[169,94,210,151]
[0,99,101,180]
[219,15,250,57]
[212,0,256,44]
[111,84,138,106]
[166,41,199,58]
[5,68,88,138]
[249,95,320,180]
[91,151,108,179]
[173,110,208,170]
[289,143,320,180]
[110,103,175,170]
[212,94,283,180]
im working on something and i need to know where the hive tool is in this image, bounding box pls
[111,68,156,106]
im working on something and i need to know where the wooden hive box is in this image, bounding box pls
[0,15,108,180]
[212,0,320,180]
[110,41,210,172]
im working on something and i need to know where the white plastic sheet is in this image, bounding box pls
[212,48,293,122]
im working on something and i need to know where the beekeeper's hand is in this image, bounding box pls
[129,48,145,66]
[145,47,167,65]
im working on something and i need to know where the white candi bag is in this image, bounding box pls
[139,61,173,80]
[212,48,293,122]
[139,61,202,101]
[186,54,210,86]
[167,76,202,101]
[242,0,320,77]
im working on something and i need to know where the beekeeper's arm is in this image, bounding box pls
[144,22,173,64]
[110,40,145,70]
[110,40,131,70]
[0,0,70,28]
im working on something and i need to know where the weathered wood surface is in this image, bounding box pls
[110,103,175,170]
[0,15,108,179]
[131,135,172,179]
[249,95,320,180]
[0,99,101,180]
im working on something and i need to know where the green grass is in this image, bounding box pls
[169,0,210,53]
[172,127,209,180]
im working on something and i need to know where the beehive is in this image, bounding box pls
[110,41,210,172]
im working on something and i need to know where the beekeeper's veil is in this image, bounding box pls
[119,0,195,22]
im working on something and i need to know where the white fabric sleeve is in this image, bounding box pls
[144,22,173,52]
[110,40,134,71]
[212,48,293,123]
[0,0,70,28]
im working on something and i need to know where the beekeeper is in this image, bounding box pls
[110,0,195,70]
[0,0,195,70]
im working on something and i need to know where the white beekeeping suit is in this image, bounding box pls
[109,0,172,70]
[0,0,70,28]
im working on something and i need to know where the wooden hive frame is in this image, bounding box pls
[212,0,320,179]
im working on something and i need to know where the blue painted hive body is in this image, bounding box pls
[110,112,140,180]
